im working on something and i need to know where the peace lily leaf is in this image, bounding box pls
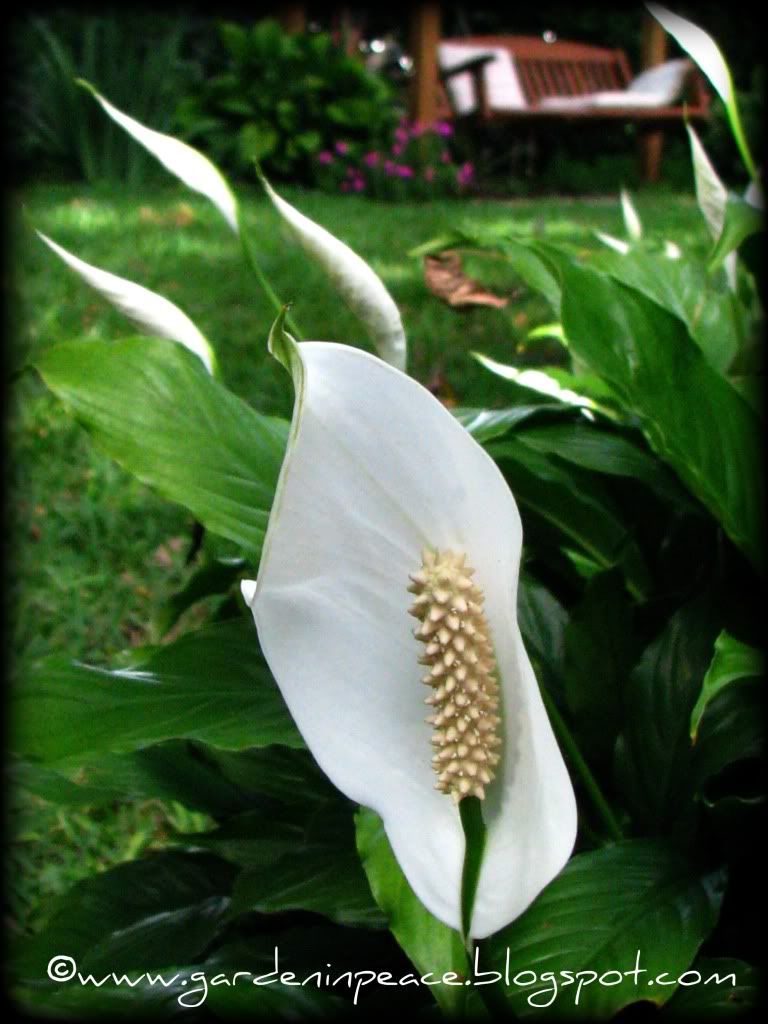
[473,353,601,414]
[453,405,569,445]
[588,245,740,374]
[485,839,726,1018]
[16,967,347,1020]
[514,421,695,509]
[37,231,217,374]
[615,594,722,835]
[13,618,303,763]
[516,577,568,702]
[242,329,577,939]
[180,806,311,869]
[546,252,763,568]
[15,939,350,1018]
[666,957,759,1017]
[563,569,637,763]
[156,556,246,634]
[691,631,764,740]
[497,238,563,315]
[77,79,239,232]
[260,172,407,370]
[692,679,764,796]
[35,336,288,555]
[620,188,643,241]
[13,743,332,817]
[356,808,470,1016]
[527,322,566,344]
[229,803,386,929]
[15,968,194,1019]
[13,852,236,979]
[487,436,652,600]
[647,4,757,179]
[708,193,764,274]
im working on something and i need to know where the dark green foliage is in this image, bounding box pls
[176,19,397,183]
[9,13,198,185]
[485,841,727,1017]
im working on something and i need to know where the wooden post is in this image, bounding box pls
[333,6,361,57]
[278,3,306,34]
[409,2,441,127]
[638,11,669,183]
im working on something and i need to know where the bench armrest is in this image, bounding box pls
[684,69,711,115]
[440,54,494,119]
[439,54,495,78]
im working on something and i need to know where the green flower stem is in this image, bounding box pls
[540,687,624,842]
[458,809,520,1020]
[237,215,304,340]
[471,953,519,1020]
[727,106,758,182]
[459,796,486,948]
[727,288,747,355]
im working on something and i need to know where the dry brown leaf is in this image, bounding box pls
[424,251,509,309]
[139,203,196,227]
[425,368,457,408]
[171,202,195,227]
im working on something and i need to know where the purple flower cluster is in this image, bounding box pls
[312,117,474,200]
[457,162,475,186]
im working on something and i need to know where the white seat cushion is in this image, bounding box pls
[626,58,691,103]
[590,90,673,107]
[536,95,595,111]
[537,88,678,111]
[438,43,528,115]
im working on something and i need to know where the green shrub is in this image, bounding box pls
[9,13,197,185]
[175,19,398,183]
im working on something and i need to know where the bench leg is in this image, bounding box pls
[638,129,665,183]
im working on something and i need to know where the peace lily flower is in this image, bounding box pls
[241,325,577,938]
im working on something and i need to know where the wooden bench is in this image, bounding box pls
[438,35,710,182]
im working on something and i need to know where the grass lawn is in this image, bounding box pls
[9,180,710,934]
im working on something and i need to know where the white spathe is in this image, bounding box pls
[241,340,576,938]
[620,189,643,241]
[744,179,764,210]
[81,83,239,233]
[38,232,216,374]
[646,4,732,105]
[687,123,728,240]
[262,177,407,372]
[686,125,737,291]
[595,230,631,255]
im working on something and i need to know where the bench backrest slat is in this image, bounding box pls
[438,34,710,118]
[448,35,630,103]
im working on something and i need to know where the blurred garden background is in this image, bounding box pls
[7,0,763,987]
